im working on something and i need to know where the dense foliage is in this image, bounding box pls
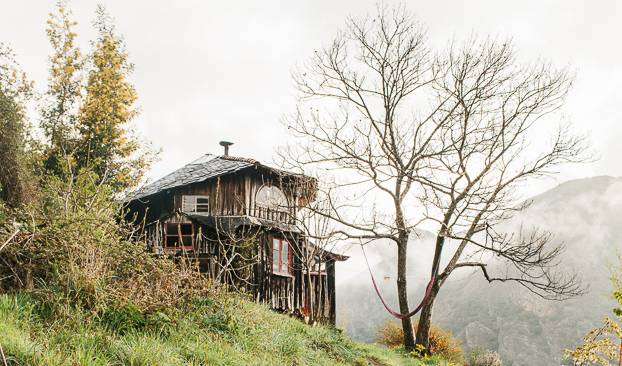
[39,2,153,192]
[0,170,210,314]
[0,3,214,361]
[74,6,152,191]
[0,44,36,209]
[40,2,83,177]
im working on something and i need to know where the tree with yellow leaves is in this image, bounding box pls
[75,5,152,192]
[40,1,83,177]
[565,260,622,366]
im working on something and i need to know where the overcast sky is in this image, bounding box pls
[1,0,621,196]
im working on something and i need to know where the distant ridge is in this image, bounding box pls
[337,175,622,366]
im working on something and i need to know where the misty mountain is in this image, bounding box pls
[336,176,622,366]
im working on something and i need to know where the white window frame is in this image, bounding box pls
[181,195,209,213]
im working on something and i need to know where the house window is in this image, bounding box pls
[272,238,292,275]
[164,222,194,249]
[256,185,288,211]
[255,185,290,222]
[181,195,209,213]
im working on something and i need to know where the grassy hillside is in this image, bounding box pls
[0,293,448,366]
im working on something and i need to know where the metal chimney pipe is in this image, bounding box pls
[219,141,234,156]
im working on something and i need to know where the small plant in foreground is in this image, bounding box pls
[378,320,464,363]
[565,257,622,365]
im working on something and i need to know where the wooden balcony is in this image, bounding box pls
[251,205,296,224]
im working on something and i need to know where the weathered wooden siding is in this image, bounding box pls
[169,170,297,219]
[140,221,336,323]
[128,168,336,324]
[173,175,247,216]
[127,168,301,231]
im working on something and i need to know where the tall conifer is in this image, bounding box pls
[76,5,151,191]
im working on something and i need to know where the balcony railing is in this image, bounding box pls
[251,205,295,224]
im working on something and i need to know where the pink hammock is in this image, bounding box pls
[360,244,436,320]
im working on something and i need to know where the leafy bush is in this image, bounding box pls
[565,257,622,365]
[469,349,503,366]
[378,320,405,349]
[0,170,210,316]
[378,320,465,363]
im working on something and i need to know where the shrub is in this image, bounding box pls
[98,304,173,335]
[0,170,211,316]
[377,320,405,349]
[469,349,503,366]
[377,320,464,363]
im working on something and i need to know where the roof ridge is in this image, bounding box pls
[218,155,258,164]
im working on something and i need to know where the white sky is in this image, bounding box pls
[1,0,621,197]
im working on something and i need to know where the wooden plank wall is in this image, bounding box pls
[128,170,300,229]
[173,171,298,219]
[174,175,247,216]
[141,221,337,324]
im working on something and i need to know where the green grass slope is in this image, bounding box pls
[0,293,448,366]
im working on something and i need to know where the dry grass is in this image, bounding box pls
[378,320,465,364]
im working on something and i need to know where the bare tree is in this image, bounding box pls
[206,220,262,292]
[281,6,586,351]
[411,38,587,350]
[281,5,444,350]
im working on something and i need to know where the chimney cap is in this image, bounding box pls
[219,141,234,156]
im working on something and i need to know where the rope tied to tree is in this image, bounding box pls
[360,243,436,320]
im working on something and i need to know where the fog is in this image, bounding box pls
[1,0,621,195]
[336,176,622,365]
[1,2,621,364]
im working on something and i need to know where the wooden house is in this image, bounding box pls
[125,144,347,324]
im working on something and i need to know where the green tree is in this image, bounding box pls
[75,5,151,192]
[0,44,35,208]
[40,1,83,177]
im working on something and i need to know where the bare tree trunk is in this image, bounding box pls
[414,232,443,352]
[397,237,416,351]
[306,270,314,324]
[415,286,438,352]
